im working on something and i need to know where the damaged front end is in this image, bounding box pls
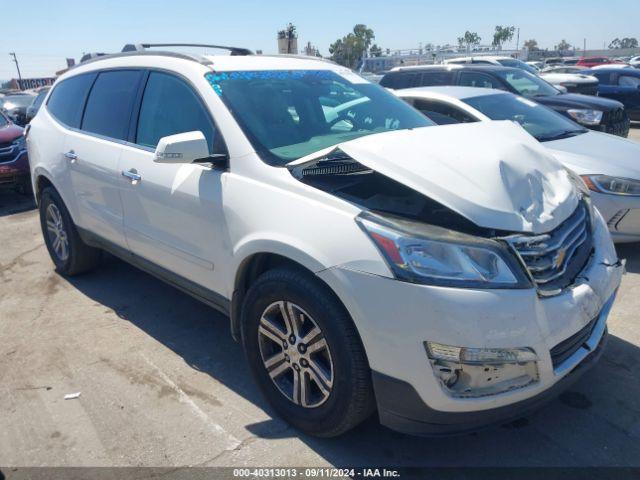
[287,122,608,298]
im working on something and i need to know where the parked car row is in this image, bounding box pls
[379,64,630,136]
[25,45,626,438]
[394,86,640,242]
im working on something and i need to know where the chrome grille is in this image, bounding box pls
[505,202,593,295]
[0,142,18,164]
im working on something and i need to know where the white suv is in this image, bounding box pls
[27,44,623,437]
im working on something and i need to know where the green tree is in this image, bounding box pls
[523,39,539,51]
[609,37,639,49]
[555,39,572,51]
[329,24,377,68]
[492,25,515,49]
[369,44,383,57]
[457,31,482,52]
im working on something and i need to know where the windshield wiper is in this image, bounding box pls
[536,130,586,142]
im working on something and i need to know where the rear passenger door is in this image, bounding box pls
[64,69,143,246]
[119,70,229,297]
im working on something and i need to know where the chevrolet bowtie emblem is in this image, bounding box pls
[554,248,567,269]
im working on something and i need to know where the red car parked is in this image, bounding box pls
[0,110,30,193]
[576,56,614,68]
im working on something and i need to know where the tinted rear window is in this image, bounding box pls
[47,73,96,128]
[82,70,142,140]
[380,70,454,89]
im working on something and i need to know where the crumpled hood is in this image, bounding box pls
[292,121,578,234]
[546,130,640,178]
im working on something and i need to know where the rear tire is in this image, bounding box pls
[39,187,101,275]
[241,266,375,437]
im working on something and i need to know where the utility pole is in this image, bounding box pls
[583,38,586,54]
[9,52,23,90]
[516,28,520,51]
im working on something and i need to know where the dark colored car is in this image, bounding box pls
[0,93,36,126]
[380,65,630,137]
[586,68,640,121]
[26,87,50,123]
[0,110,30,193]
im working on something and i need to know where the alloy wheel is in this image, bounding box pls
[45,203,69,262]
[257,301,334,408]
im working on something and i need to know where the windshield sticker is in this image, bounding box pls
[205,70,336,96]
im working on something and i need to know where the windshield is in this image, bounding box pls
[0,112,8,127]
[206,70,433,165]
[463,93,587,142]
[1,95,35,108]
[493,70,560,97]
[497,59,539,75]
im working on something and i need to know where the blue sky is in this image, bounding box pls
[2,0,638,79]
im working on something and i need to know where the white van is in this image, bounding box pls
[26,44,623,437]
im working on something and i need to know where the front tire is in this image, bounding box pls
[241,266,375,437]
[39,187,101,275]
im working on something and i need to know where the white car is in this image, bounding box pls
[396,86,640,242]
[630,56,640,68]
[444,56,539,74]
[26,44,622,437]
[526,61,543,71]
[539,67,599,95]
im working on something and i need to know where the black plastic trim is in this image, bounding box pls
[77,228,230,316]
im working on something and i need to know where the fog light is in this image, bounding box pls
[425,342,539,398]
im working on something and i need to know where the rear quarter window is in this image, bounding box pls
[81,70,142,140]
[46,73,96,128]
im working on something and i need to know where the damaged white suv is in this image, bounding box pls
[27,44,623,437]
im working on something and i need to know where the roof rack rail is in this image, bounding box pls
[122,43,254,56]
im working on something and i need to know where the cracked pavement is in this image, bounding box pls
[1,139,640,466]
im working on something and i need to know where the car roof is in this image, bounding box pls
[389,64,515,73]
[396,86,510,100]
[201,54,339,72]
[589,67,640,75]
[66,51,342,77]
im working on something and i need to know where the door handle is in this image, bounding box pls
[122,169,142,185]
[64,150,78,163]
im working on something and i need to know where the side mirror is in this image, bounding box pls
[154,131,210,164]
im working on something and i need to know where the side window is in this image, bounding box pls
[46,73,96,128]
[619,75,640,88]
[412,99,477,125]
[136,72,218,153]
[593,72,613,85]
[459,72,498,89]
[82,70,142,140]
[418,72,455,86]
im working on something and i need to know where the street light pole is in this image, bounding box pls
[9,52,23,90]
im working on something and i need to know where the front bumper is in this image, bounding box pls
[591,191,640,242]
[318,209,623,435]
[0,150,29,187]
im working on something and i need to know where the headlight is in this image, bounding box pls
[581,174,640,196]
[567,109,603,126]
[356,212,530,288]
